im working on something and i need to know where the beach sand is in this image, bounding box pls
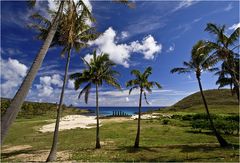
[39,113,163,133]
[39,115,99,133]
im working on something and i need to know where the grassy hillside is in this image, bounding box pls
[153,89,239,115]
[1,98,88,119]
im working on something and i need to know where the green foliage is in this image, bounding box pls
[1,98,85,119]
[162,119,170,125]
[189,113,240,135]
[70,51,121,104]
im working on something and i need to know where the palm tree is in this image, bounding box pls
[70,51,121,149]
[171,40,229,147]
[1,1,65,144]
[205,23,239,100]
[41,1,96,161]
[215,59,239,99]
[126,67,161,148]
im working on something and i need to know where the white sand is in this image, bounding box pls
[39,115,100,133]
[131,114,158,120]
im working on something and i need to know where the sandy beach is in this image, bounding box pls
[39,115,100,133]
[39,113,164,133]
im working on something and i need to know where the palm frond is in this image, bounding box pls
[129,86,139,95]
[170,67,191,74]
[227,27,240,46]
[143,91,149,105]
[205,23,221,35]
[78,82,91,104]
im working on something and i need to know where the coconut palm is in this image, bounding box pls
[171,40,229,147]
[126,67,161,148]
[39,1,96,161]
[70,51,121,149]
[205,23,239,100]
[1,1,65,144]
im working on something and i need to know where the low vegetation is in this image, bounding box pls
[1,89,239,162]
[1,98,87,119]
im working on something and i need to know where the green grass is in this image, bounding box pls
[1,89,239,162]
[169,89,238,110]
[2,114,239,162]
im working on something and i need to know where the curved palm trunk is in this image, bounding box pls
[95,83,101,149]
[134,88,142,148]
[46,49,71,162]
[196,76,229,147]
[1,2,64,144]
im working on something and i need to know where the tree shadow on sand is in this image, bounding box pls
[1,149,37,160]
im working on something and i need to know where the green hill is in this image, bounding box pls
[168,89,239,114]
[1,98,88,118]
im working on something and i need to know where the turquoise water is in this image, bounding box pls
[78,106,166,116]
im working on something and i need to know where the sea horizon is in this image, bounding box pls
[77,106,167,116]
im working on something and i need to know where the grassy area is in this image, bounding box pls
[1,89,239,162]
[169,89,238,110]
[2,113,239,162]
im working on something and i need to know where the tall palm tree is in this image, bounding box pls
[126,67,161,148]
[70,51,121,149]
[171,40,229,147]
[1,1,65,144]
[37,1,96,161]
[205,23,239,100]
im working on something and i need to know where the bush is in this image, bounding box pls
[162,119,170,125]
[191,118,239,135]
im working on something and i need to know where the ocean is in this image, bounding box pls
[78,106,166,116]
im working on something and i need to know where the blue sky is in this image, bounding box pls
[1,0,239,107]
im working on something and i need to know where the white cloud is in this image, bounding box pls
[229,23,240,30]
[87,27,162,67]
[224,3,233,11]
[126,97,129,102]
[35,74,63,96]
[130,35,162,59]
[89,27,130,67]
[172,0,196,12]
[120,31,129,39]
[166,44,175,53]
[1,57,28,97]
[68,79,75,89]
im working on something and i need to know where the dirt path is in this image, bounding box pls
[1,145,71,162]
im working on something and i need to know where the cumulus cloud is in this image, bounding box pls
[130,35,162,59]
[86,27,162,67]
[229,23,240,30]
[1,57,28,97]
[35,74,62,96]
[88,27,130,67]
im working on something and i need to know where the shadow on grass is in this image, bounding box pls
[1,149,37,160]
[111,143,239,162]
[115,146,160,153]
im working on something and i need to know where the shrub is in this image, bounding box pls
[162,119,170,125]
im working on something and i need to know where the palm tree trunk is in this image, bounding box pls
[46,49,71,162]
[196,76,229,147]
[134,88,142,148]
[95,83,101,149]
[1,1,64,144]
